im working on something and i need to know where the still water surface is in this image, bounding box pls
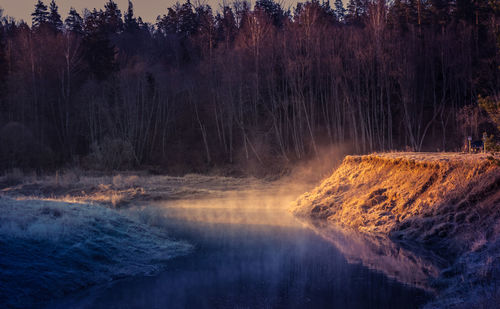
[49,197,433,309]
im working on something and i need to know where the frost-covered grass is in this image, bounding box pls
[0,197,192,308]
[0,171,275,207]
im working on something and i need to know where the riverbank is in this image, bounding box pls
[0,172,261,207]
[291,152,500,307]
[1,172,432,308]
[0,174,305,308]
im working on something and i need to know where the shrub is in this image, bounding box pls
[484,134,500,153]
[85,137,136,170]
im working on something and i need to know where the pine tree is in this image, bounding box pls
[345,0,366,24]
[195,5,216,55]
[32,0,49,29]
[334,0,346,21]
[65,8,83,34]
[216,6,237,48]
[157,7,179,36]
[83,9,117,79]
[48,0,63,31]
[255,0,286,27]
[178,0,197,38]
[137,17,148,32]
[103,0,123,33]
[124,1,139,32]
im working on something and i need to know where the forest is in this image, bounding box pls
[0,0,499,174]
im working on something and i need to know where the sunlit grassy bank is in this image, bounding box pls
[292,152,500,307]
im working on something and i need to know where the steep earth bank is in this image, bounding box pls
[292,152,500,307]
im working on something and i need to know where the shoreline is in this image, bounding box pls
[291,152,500,307]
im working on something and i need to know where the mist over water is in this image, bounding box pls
[0,164,440,308]
[47,182,433,308]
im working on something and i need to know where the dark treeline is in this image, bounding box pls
[0,0,499,173]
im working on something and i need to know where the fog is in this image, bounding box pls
[48,183,432,308]
[0,147,437,307]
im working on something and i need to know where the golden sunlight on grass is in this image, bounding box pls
[292,152,500,253]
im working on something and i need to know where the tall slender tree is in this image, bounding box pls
[103,0,123,33]
[124,1,139,32]
[65,8,83,34]
[83,9,117,79]
[48,0,63,31]
[178,0,197,38]
[0,11,7,101]
[216,6,238,49]
[32,0,49,29]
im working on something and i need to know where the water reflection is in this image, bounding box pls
[49,194,434,308]
[153,193,446,293]
[298,220,448,292]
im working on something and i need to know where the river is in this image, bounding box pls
[45,187,433,309]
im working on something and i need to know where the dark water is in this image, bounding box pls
[48,203,433,309]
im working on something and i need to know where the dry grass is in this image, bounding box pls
[0,171,151,207]
[0,171,287,208]
[292,152,500,251]
[292,152,500,307]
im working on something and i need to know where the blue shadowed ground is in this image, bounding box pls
[0,198,192,308]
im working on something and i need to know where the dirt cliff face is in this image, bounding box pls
[292,153,500,257]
